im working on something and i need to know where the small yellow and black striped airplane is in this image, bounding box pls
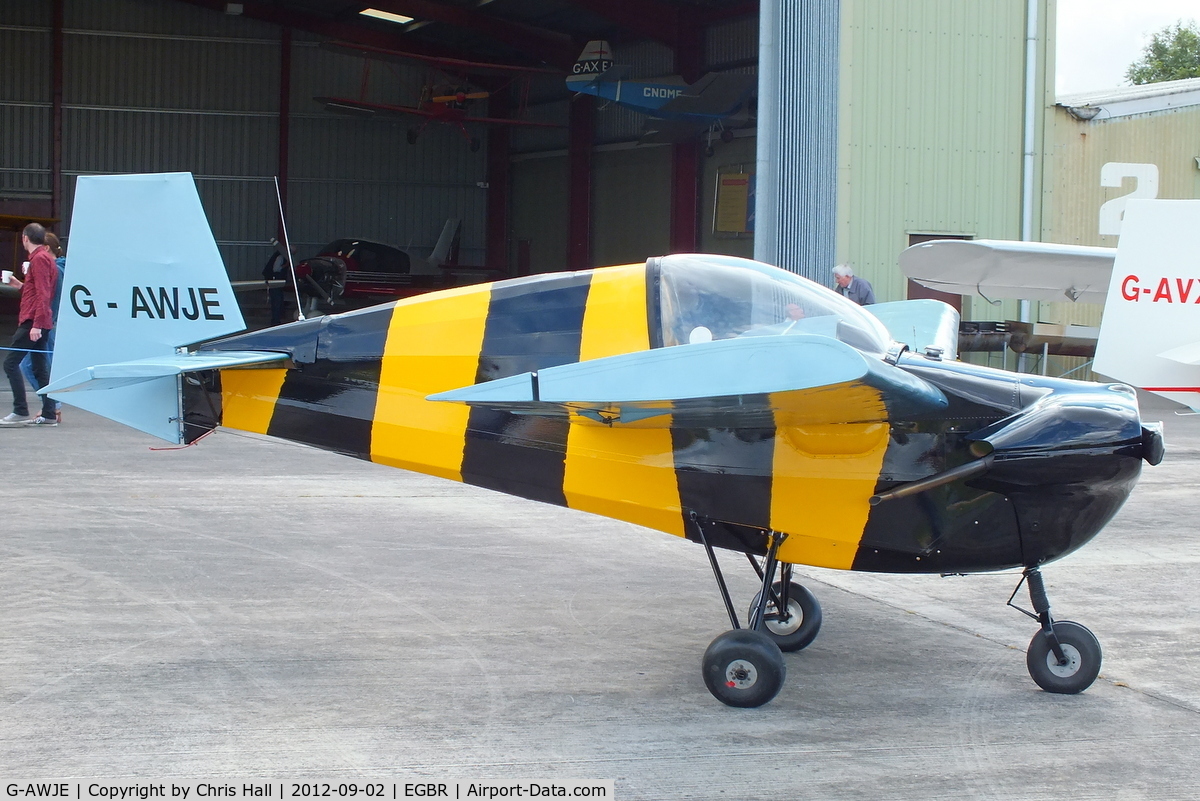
[43,173,1162,707]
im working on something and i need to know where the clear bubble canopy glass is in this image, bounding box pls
[654,254,891,356]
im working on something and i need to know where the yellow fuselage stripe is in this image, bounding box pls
[563,264,685,537]
[372,285,492,480]
[770,418,889,568]
[221,367,289,434]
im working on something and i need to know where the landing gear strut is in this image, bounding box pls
[1009,566,1102,694]
[690,513,823,707]
[747,562,823,652]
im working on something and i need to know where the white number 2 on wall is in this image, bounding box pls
[1098,162,1159,236]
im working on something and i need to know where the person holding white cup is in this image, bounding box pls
[1,222,60,426]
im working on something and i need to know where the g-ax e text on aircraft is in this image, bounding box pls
[565,40,756,152]
[900,199,1200,412]
[42,173,1162,707]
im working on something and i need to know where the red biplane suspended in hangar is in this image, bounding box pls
[314,41,564,151]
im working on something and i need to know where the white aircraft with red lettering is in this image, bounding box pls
[899,199,1200,411]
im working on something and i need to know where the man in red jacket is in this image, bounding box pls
[2,222,60,426]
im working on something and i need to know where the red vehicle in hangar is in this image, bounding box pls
[292,221,505,308]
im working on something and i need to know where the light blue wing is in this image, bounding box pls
[429,334,946,427]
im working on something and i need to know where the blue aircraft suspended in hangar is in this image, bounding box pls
[565,40,756,152]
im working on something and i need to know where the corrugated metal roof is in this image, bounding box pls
[1057,76,1200,119]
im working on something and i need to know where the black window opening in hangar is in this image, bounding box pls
[2,0,781,300]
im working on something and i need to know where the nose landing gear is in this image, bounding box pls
[1010,566,1102,694]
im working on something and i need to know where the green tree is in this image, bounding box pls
[1125,21,1200,85]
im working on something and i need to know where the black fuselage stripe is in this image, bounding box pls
[460,274,593,505]
[267,361,383,458]
[263,307,395,459]
[672,425,776,552]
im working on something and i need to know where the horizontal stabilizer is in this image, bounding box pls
[429,335,946,427]
[42,351,288,394]
[899,239,1115,304]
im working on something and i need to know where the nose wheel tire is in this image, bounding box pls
[702,629,786,708]
[747,581,822,652]
[1026,620,1102,694]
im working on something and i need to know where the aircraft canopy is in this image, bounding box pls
[653,254,892,357]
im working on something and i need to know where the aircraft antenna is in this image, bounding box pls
[274,175,306,321]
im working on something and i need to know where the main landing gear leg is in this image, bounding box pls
[1010,566,1102,694]
[690,513,822,707]
[746,558,823,652]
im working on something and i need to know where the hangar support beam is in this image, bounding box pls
[568,96,594,271]
[670,20,704,253]
[487,85,511,275]
[670,144,700,253]
[51,0,63,220]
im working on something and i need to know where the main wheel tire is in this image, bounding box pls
[1026,620,1102,694]
[748,581,822,652]
[406,128,419,145]
[702,629,786,708]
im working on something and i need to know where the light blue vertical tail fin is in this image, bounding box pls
[45,172,248,442]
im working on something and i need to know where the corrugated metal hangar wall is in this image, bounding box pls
[837,0,1051,313]
[1,0,486,281]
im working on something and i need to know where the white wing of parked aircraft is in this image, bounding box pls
[899,239,1116,305]
[899,200,1200,411]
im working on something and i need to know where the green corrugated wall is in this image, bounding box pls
[837,0,1054,321]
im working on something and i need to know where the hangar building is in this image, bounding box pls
[4,0,1056,319]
